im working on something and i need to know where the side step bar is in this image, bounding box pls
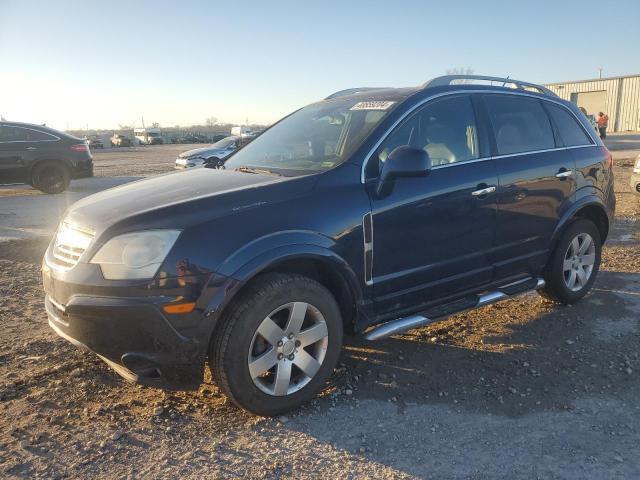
[365,278,545,341]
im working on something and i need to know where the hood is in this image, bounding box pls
[65,168,294,233]
[179,145,229,158]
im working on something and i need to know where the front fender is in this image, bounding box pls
[201,234,364,337]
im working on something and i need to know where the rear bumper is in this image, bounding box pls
[71,162,93,179]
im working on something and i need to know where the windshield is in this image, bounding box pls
[147,132,160,137]
[223,99,397,176]
[212,137,236,149]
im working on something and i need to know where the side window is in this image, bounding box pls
[0,126,27,142]
[369,95,479,176]
[0,126,16,142]
[24,129,57,141]
[545,103,592,147]
[484,95,555,155]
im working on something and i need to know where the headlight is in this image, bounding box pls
[90,230,181,280]
[634,154,640,174]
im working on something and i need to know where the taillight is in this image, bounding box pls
[71,143,89,153]
[607,153,613,170]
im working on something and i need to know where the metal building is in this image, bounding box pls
[545,74,640,132]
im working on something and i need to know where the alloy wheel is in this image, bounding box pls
[248,302,329,396]
[563,232,596,292]
[40,166,64,191]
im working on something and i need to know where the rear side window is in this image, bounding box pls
[485,95,555,155]
[546,103,592,147]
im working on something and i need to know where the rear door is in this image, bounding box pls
[482,94,576,279]
[367,94,499,317]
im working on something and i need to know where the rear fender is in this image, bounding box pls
[551,190,610,248]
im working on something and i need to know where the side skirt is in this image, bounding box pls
[364,277,545,341]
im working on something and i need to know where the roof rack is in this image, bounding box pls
[324,87,389,100]
[423,75,558,97]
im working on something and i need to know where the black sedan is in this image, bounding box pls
[0,121,93,193]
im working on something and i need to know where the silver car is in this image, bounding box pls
[631,153,640,194]
[175,136,247,169]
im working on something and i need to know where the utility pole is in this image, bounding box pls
[598,67,603,79]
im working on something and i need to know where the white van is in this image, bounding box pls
[134,127,164,145]
[230,125,253,137]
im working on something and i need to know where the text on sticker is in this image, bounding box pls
[350,101,396,111]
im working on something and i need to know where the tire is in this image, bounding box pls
[31,161,70,194]
[210,273,343,416]
[205,156,221,168]
[540,218,601,304]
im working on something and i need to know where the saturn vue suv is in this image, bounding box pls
[42,75,615,415]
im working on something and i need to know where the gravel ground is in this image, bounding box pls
[0,143,639,479]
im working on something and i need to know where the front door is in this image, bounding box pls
[0,126,29,184]
[367,95,498,317]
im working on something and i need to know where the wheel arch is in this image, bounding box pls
[29,158,72,182]
[205,245,363,346]
[552,195,610,248]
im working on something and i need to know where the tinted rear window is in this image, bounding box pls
[546,103,592,147]
[485,95,555,155]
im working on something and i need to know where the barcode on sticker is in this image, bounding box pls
[350,101,395,111]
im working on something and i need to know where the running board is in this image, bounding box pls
[364,278,545,341]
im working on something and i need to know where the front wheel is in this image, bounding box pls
[540,218,601,304]
[210,273,343,416]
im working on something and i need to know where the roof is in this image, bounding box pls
[323,75,558,105]
[0,120,75,138]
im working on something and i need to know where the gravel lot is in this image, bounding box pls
[0,140,639,479]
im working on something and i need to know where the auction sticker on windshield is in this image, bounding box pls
[350,101,395,111]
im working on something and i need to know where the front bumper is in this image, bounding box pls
[42,258,223,390]
[175,157,204,169]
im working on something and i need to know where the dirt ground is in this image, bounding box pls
[0,143,639,479]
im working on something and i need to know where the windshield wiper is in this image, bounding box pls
[234,166,281,176]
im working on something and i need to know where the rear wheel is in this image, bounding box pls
[210,273,343,416]
[31,162,70,194]
[540,218,601,304]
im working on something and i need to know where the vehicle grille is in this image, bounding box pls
[50,221,94,270]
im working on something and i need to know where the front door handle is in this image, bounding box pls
[471,185,496,197]
[26,146,37,150]
[556,169,573,179]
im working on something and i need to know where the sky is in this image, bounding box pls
[1,0,639,131]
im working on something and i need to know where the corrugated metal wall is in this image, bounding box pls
[545,75,640,132]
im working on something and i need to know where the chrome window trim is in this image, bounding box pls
[0,125,61,143]
[430,144,597,171]
[361,89,597,183]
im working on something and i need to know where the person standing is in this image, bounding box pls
[596,112,609,139]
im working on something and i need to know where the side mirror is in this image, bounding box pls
[376,146,431,197]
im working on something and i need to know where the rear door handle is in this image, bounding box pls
[471,186,496,197]
[555,169,573,179]
[26,146,37,150]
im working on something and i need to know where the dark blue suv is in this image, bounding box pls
[42,75,615,415]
